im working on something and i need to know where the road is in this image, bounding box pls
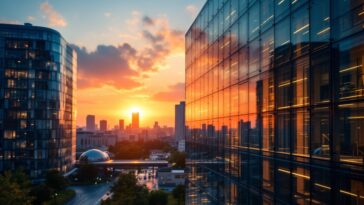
[65,182,113,205]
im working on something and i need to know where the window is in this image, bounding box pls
[231,85,239,116]
[4,130,16,139]
[261,29,274,71]
[292,165,310,204]
[239,82,249,115]
[337,34,364,101]
[238,14,248,47]
[277,111,290,153]
[249,2,260,40]
[239,115,250,147]
[275,17,291,65]
[311,107,330,158]
[336,102,364,165]
[261,0,274,32]
[291,5,310,57]
[231,53,239,85]
[249,38,260,76]
[311,0,330,43]
[277,65,291,109]
[333,0,364,40]
[275,0,290,22]
[262,113,275,151]
[292,57,309,107]
[239,47,248,81]
[312,50,330,104]
[292,108,309,156]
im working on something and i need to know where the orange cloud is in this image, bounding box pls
[152,83,185,102]
[72,15,185,90]
[72,44,142,90]
[40,2,67,27]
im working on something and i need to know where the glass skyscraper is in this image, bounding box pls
[185,0,364,204]
[0,23,77,179]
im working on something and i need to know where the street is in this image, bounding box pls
[65,182,113,205]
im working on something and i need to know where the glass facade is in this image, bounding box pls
[0,24,76,179]
[185,0,364,204]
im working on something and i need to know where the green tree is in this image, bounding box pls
[149,190,168,205]
[0,170,33,205]
[172,185,185,205]
[45,170,67,191]
[102,173,148,205]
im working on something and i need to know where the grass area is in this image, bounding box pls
[47,189,76,205]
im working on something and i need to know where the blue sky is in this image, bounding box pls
[0,0,205,50]
[0,0,205,127]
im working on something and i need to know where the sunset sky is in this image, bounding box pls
[0,0,204,128]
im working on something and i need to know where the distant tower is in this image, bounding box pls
[132,112,139,129]
[175,101,185,151]
[175,102,185,141]
[100,120,107,132]
[119,119,124,130]
[86,115,96,131]
[154,121,160,129]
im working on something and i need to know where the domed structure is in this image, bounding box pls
[79,149,110,163]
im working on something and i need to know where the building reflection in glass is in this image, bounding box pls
[185,0,364,204]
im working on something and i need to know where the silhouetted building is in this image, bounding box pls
[154,121,160,129]
[119,119,124,131]
[175,101,185,152]
[185,1,364,204]
[0,23,77,179]
[100,120,107,132]
[132,112,139,129]
[86,115,96,131]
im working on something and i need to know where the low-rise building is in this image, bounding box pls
[157,168,185,192]
[77,131,117,151]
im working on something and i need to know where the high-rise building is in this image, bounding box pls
[0,23,77,179]
[100,120,107,132]
[86,115,96,131]
[132,112,139,129]
[175,102,185,141]
[119,119,124,131]
[185,1,364,204]
[175,102,185,152]
[154,121,160,129]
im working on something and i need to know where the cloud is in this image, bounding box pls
[152,83,185,102]
[72,44,142,90]
[72,14,184,90]
[136,15,184,71]
[185,4,198,17]
[142,16,154,26]
[40,2,67,27]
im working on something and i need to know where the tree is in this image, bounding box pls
[30,184,52,205]
[0,170,33,205]
[172,185,185,205]
[148,190,168,205]
[45,170,67,191]
[102,173,148,205]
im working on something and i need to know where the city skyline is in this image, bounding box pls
[0,0,205,127]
